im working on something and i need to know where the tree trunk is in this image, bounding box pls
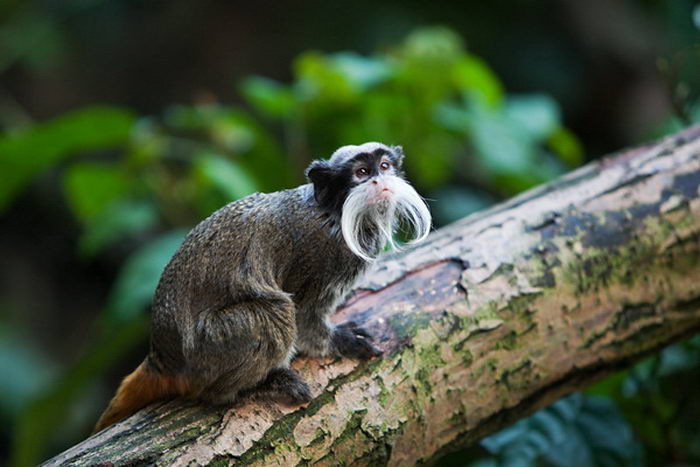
[43,125,700,466]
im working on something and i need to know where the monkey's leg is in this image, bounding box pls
[296,309,382,360]
[241,367,312,405]
[191,294,311,406]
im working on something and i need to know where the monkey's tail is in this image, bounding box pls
[93,360,188,434]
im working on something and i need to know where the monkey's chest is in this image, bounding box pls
[282,244,363,307]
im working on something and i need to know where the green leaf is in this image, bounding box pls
[467,104,536,175]
[127,118,166,166]
[194,153,259,202]
[436,94,567,194]
[0,324,57,420]
[0,10,66,72]
[79,199,159,257]
[546,397,643,467]
[504,94,560,142]
[165,104,256,151]
[240,76,296,118]
[482,422,528,453]
[63,163,130,223]
[294,52,358,102]
[438,97,539,181]
[397,26,465,95]
[531,409,568,446]
[453,55,504,108]
[0,107,134,210]
[481,394,644,467]
[107,229,188,321]
[431,186,495,225]
[331,52,395,90]
[548,126,584,167]
[434,101,471,132]
[164,103,213,130]
[162,104,291,190]
[548,391,583,422]
[402,26,464,65]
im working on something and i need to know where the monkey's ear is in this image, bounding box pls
[306,159,339,209]
[391,145,405,170]
[305,159,333,186]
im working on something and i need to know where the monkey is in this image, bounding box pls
[93,142,431,433]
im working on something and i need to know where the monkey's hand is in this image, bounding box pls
[332,321,383,360]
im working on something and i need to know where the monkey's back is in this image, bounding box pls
[147,185,355,374]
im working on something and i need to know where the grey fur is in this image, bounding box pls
[146,143,428,406]
[149,185,371,404]
[329,142,393,165]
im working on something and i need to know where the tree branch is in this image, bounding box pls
[43,125,700,466]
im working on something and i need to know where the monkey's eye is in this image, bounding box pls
[379,161,391,171]
[355,167,369,178]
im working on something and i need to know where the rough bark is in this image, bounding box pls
[44,125,700,466]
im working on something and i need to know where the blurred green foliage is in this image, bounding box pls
[239,27,582,200]
[479,393,643,466]
[0,24,697,466]
[443,336,700,467]
[0,107,134,211]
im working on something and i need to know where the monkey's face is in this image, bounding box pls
[306,143,431,261]
[347,152,400,206]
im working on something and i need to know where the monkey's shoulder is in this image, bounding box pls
[218,191,271,218]
[217,186,314,226]
[220,185,313,216]
[175,185,316,251]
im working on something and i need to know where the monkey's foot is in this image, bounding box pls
[255,367,312,406]
[332,321,383,360]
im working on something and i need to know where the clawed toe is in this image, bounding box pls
[332,322,383,360]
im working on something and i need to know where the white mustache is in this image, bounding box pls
[340,175,431,261]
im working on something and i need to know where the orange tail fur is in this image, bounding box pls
[93,361,188,434]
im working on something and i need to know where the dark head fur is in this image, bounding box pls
[305,143,405,215]
[305,142,431,261]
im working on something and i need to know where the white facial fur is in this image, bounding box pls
[340,171,431,262]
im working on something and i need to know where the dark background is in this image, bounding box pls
[3,1,690,151]
[1,1,699,465]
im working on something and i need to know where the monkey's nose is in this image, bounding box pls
[371,180,378,185]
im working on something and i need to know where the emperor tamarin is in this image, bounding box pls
[94,142,431,433]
